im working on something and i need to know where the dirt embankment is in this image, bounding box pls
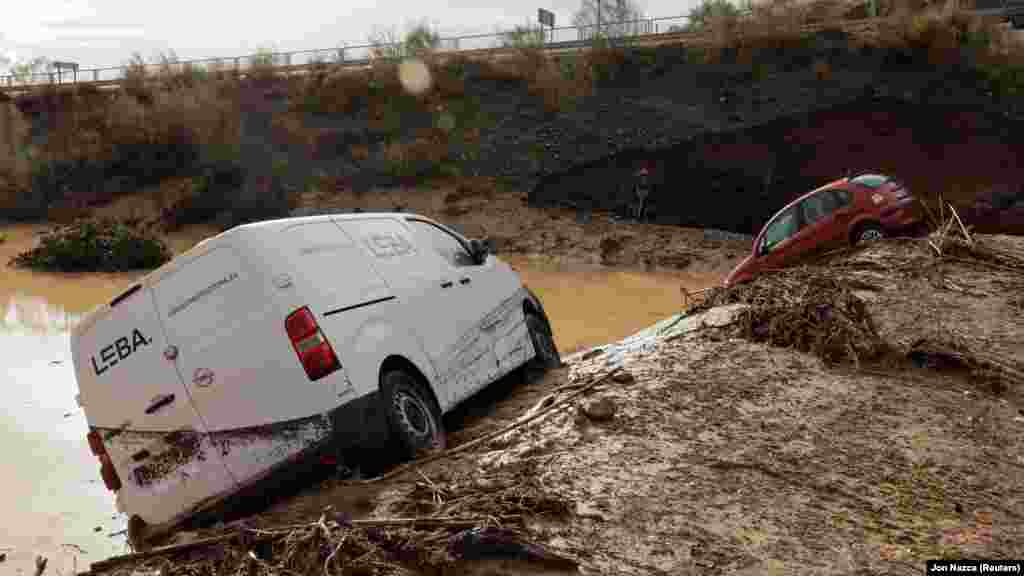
[532,99,1024,235]
[6,16,1024,233]
[81,233,1024,575]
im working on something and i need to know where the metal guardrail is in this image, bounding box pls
[0,14,694,89]
[0,7,1004,92]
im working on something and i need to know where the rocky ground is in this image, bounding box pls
[78,228,1024,575]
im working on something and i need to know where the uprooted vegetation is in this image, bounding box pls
[693,227,1024,393]
[82,235,1024,575]
[9,218,171,272]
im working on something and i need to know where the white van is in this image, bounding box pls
[71,212,560,549]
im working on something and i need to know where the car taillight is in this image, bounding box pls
[87,428,122,491]
[286,307,340,381]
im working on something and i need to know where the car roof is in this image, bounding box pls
[757,177,849,234]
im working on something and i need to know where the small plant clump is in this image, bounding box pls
[10,218,171,272]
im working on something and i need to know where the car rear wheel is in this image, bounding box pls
[526,313,561,371]
[380,369,446,461]
[853,223,884,245]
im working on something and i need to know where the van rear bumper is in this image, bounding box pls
[125,396,391,549]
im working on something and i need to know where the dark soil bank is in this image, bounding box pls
[9,28,1024,232]
[531,99,1024,234]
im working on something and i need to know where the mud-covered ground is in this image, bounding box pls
[80,231,1024,576]
[290,184,751,273]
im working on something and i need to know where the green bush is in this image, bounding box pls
[10,219,171,272]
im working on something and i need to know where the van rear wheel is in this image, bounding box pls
[127,515,149,552]
[380,370,446,461]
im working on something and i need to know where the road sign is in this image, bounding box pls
[538,8,555,28]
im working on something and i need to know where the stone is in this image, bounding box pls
[580,397,616,422]
[612,371,636,384]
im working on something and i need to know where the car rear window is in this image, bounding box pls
[850,174,890,188]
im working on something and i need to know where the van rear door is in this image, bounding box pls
[149,242,337,485]
[72,284,237,527]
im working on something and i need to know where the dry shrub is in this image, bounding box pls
[349,143,371,162]
[382,132,450,175]
[0,101,31,193]
[475,56,531,83]
[585,42,628,82]
[813,58,833,80]
[121,54,153,105]
[270,112,307,146]
[105,83,240,154]
[448,175,497,202]
[705,0,812,62]
[429,59,467,99]
[527,55,594,112]
[293,66,367,115]
[803,0,866,23]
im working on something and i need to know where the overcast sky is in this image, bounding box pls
[1,0,700,72]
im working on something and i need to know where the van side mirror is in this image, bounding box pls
[468,238,494,264]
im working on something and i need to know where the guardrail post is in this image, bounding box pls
[234,57,241,72]
[285,53,291,66]
[337,48,345,62]
[93,70,99,82]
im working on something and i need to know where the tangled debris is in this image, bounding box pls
[696,270,890,367]
[693,231,1024,385]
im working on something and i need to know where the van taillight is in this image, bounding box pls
[286,307,340,381]
[87,428,122,491]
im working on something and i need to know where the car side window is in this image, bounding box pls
[760,207,799,254]
[800,192,839,226]
[832,188,851,207]
[407,220,477,268]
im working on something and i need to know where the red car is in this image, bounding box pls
[724,173,924,287]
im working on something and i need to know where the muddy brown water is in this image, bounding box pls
[0,223,724,573]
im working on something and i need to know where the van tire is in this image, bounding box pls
[380,370,446,461]
[127,515,149,552]
[526,313,561,372]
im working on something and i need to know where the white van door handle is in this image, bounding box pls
[440,280,454,289]
[459,277,471,285]
[145,394,175,414]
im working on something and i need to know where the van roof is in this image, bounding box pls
[71,212,431,339]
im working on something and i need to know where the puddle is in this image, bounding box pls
[501,254,723,355]
[0,227,150,575]
[0,224,722,572]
